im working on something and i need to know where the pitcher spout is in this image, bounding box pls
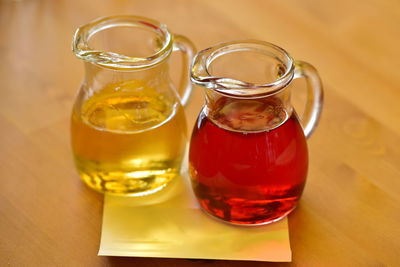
[72,15,173,70]
[191,40,295,98]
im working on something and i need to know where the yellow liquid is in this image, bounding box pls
[71,81,187,196]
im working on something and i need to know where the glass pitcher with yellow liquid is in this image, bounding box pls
[71,16,195,196]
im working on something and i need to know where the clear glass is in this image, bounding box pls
[71,15,196,196]
[190,40,323,225]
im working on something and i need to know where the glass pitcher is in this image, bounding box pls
[189,40,323,225]
[71,16,195,196]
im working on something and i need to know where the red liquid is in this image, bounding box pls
[189,105,308,225]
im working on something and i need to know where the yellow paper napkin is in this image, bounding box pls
[98,173,292,262]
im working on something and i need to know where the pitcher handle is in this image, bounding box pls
[293,61,324,138]
[172,34,196,106]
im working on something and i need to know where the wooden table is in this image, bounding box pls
[1,0,399,265]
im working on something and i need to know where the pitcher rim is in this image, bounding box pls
[72,15,173,70]
[191,40,295,98]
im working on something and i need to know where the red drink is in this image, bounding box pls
[189,98,308,225]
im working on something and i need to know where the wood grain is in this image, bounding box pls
[1,0,399,266]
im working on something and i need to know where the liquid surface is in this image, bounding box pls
[189,98,308,224]
[71,81,187,196]
[208,96,288,132]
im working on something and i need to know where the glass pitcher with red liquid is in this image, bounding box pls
[189,40,323,225]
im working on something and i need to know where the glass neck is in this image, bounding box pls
[204,87,293,133]
[83,61,170,92]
